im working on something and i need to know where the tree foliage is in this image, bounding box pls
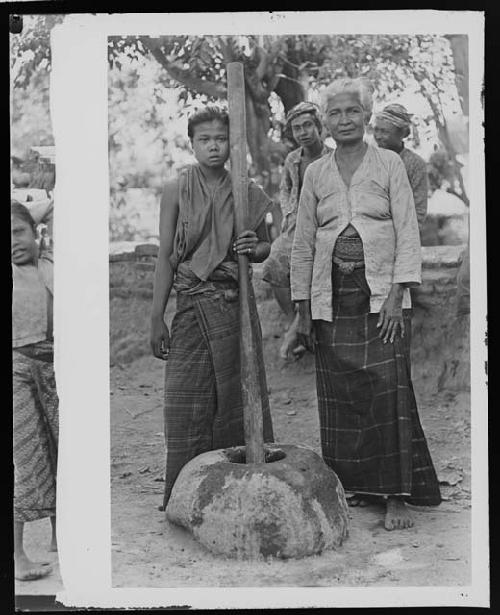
[10,14,63,88]
[107,33,468,204]
[11,18,470,241]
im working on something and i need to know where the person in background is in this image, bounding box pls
[291,78,441,531]
[373,103,428,236]
[150,106,274,510]
[12,200,58,580]
[262,102,331,359]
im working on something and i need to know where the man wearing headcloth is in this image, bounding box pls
[150,106,274,509]
[373,103,428,235]
[263,102,331,359]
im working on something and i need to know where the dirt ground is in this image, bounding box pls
[109,320,471,589]
[14,310,471,597]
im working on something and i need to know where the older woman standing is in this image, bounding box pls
[291,78,441,530]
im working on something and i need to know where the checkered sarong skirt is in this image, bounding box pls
[314,265,441,506]
[162,288,274,508]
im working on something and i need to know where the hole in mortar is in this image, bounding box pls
[223,446,286,464]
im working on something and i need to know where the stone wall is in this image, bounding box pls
[110,243,469,394]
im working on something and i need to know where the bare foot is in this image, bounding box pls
[347,494,369,507]
[384,497,413,530]
[15,553,53,581]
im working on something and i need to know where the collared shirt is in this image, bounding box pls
[291,144,421,320]
[279,144,332,238]
[400,147,428,233]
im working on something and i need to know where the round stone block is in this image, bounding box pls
[166,443,349,559]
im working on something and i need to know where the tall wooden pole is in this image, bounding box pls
[227,62,265,464]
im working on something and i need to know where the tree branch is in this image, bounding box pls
[141,36,227,99]
[253,42,270,81]
[414,72,469,206]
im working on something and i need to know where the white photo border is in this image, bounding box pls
[50,10,487,608]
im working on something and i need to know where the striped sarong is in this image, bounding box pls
[162,284,274,508]
[314,264,441,506]
[13,341,58,522]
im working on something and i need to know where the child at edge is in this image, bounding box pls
[12,199,58,581]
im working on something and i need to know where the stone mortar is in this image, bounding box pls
[166,443,349,560]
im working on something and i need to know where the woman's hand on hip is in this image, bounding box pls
[377,284,405,344]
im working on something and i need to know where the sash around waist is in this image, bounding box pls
[173,260,240,301]
[13,339,54,362]
[333,235,365,262]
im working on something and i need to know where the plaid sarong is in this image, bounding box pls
[162,286,274,508]
[314,264,441,506]
[13,341,58,522]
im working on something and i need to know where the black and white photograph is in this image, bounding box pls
[10,10,487,609]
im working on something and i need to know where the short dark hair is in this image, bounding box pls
[187,106,229,139]
[11,199,36,234]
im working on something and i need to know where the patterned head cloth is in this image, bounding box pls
[375,103,412,138]
[285,101,323,132]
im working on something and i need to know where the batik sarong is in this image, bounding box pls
[314,263,441,506]
[162,282,274,508]
[13,340,58,522]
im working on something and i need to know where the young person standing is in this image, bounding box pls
[12,200,58,580]
[150,107,274,509]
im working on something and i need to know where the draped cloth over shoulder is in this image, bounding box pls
[170,164,271,283]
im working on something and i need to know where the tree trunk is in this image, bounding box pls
[417,76,469,207]
[245,92,271,183]
[445,35,469,116]
[274,72,306,113]
[435,117,470,207]
[245,69,306,199]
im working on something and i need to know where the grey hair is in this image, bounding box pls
[320,77,374,118]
